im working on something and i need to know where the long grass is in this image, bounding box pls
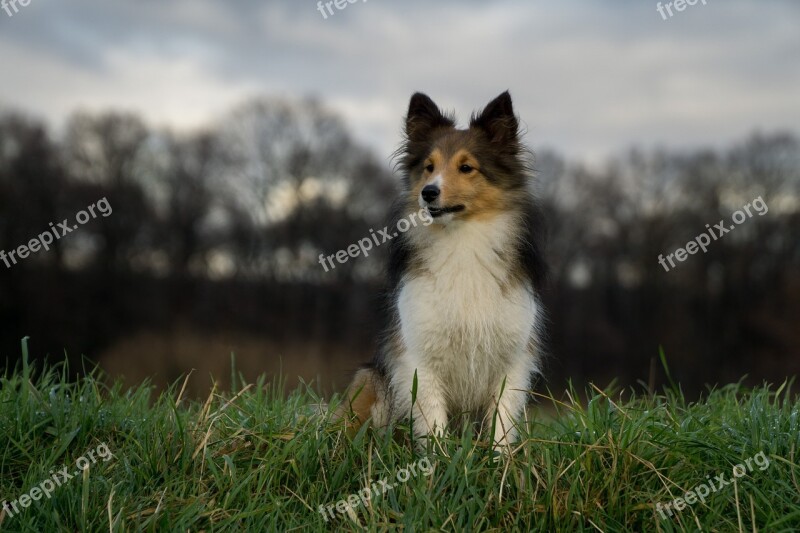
[1,338,799,532]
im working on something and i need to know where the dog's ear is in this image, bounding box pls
[471,91,519,144]
[405,93,453,142]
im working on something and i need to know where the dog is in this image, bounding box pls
[337,91,547,447]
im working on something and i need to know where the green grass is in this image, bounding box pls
[1,339,799,532]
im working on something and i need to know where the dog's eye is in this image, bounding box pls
[425,164,434,173]
[459,164,474,174]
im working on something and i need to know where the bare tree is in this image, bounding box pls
[61,112,153,273]
[214,96,394,279]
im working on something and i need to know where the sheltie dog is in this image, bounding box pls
[338,91,547,447]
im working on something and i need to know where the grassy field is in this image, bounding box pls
[1,340,799,532]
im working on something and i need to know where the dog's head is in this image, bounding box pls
[396,91,529,224]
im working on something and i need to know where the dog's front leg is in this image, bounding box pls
[411,375,448,441]
[491,387,526,448]
[490,365,532,449]
[392,362,447,440]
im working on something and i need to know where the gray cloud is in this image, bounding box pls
[0,0,798,163]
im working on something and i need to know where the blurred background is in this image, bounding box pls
[0,1,798,398]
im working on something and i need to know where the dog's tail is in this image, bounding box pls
[333,366,386,435]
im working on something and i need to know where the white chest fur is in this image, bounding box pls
[396,214,540,410]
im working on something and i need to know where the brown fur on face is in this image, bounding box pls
[397,92,531,223]
[409,141,509,222]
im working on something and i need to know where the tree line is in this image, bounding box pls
[0,97,797,394]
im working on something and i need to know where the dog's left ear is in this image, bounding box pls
[471,91,519,144]
[406,93,454,143]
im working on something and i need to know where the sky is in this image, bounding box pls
[0,0,798,165]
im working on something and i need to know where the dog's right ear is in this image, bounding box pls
[471,91,519,145]
[405,93,453,142]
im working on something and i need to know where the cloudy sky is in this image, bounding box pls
[0,0,798,164]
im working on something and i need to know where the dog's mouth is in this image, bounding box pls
[427,205,465,218]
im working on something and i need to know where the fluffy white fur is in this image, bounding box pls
[378,213,542,445]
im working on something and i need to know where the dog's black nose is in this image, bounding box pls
[421,185,440,203]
